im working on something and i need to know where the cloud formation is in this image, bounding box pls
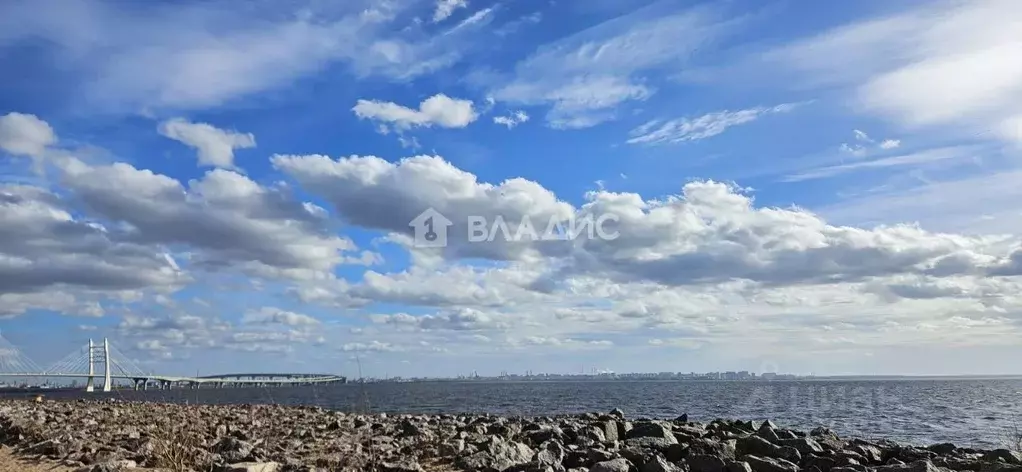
[628,103,800,145]
[353,94,478,131]
[0,112,55,158]
[158,118,256,169]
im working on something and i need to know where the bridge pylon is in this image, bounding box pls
[84,339,111,392]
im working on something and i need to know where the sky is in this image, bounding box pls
[2,0,1022,378]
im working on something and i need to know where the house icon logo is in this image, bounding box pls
[409,208,453,248]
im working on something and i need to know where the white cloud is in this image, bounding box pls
[785,146,974,182]
[493,110,529,129]
[242,307,320,327]
[0,112,56,158]
[770,0,1022,143]
[491,4,735,128]
[158,118,256,169]
[627,103,799,145]
[433,0,468,23]
[353,94,478,131]
[880,139,902,149]
[0,0,470,111]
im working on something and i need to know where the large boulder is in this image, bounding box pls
[738,436,801,463]
[628,423,677,442]
[984,450,1022,465]
[592,458,634,472]
[778,438,824,456]
[643,455,684,472]
[743,455,800,472]
[688,453,728,472]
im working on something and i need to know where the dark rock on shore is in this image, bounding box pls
[1,401,1020,472]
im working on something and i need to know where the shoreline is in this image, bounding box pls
[1,399,1020,472]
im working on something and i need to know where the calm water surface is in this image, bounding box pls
[6,379,1021,449]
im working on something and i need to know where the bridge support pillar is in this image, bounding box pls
[101,338,111,392]
[85,339,95,393]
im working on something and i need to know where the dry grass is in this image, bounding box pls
[148,428,209,472]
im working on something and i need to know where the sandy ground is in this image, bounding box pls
[0,448,72,472]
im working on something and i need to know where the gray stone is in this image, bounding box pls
[602,420,621,442]
[643,455,683,472]
[742,455,800,472]
[777,438,825,456]
[592,458,634,472]
[628,422,677,441]
[380,459,425,472]
[984,450,1022,465]
[873,460,943,472]
[589,448,616,463]
[737,436,801,463]
[534,440,566,467]
[626,437,681,451]
[688,453,727,472]
[727,461,754,472]
[221,463,280,472]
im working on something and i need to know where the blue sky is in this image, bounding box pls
[2,0,1022,378]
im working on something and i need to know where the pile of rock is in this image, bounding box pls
[1,399,1020,472]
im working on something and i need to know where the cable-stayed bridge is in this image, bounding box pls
[0,333,345,391]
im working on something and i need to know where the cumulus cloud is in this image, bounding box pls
[158,118,256,169]
[0,184,185,296]
[242,307,321,327]
[271,154,574,261]
[0,112,56,158]
[55,157,354,276]
[433,0,468,23]
[493,110,529,129]
[627,103,800,145]
[353,94,478,131]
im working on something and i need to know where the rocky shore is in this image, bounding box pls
[1,399,1020,472]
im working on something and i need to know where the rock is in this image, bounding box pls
[221,463,280,472]
[380,459,425,472]
[927,443,957,455]
[534,440,565,467]
[983,450,1022,465]
[850,444,883,464]
[620,447,655,467]
[809,428,836,438]
[592,458,634,472]
[737,436,801,463]
[689,453,728,472]
[676,414,690,423]
[803,454,837,472]
[75,460,138,472]
[643,455,683,472]
[456,438,535,471]
[628,423,678,442]
[777,438,825,456]
[727,461,754,472]
[589,448,616,463]
[689,438,738,461]
[626,437,680,451]
[874,459,943,472]
[742,455,800,472]
[759,427,781,443]
[602,420,621,442]
[214,437,255,463]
